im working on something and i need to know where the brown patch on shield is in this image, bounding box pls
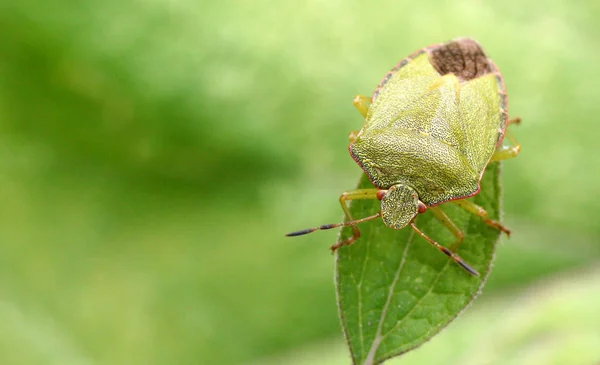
[428,39,492,81]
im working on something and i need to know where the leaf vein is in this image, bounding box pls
[362,229,415,364]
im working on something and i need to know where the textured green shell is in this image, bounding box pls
[350,38,508,206]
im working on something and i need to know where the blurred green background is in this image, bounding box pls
[1,0,599,364]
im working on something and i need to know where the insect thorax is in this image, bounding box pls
[350,128,480,205]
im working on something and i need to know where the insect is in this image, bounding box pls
[287,38,521,275]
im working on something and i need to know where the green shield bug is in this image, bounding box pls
[287,38,521,276]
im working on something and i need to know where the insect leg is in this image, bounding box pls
[451,200,510,236]
[331,189,381,251]
[508,117,521,125]
[286,189,383,250]
[429,206,465,251]
[409,223,479,276]
[492,128,521,161]
[352,95,371,118]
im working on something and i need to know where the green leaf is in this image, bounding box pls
[335,162,503,365]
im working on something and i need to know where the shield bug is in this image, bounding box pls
[287,38,521,276]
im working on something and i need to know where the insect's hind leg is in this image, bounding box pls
[331,189,381,251]
[429,206,465,251]
[492,118,522,161]
[348,95,372,144]
[508,117,521,125]
[352,95,371,118]
[452,199,510,236]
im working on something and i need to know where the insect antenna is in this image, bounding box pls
[286,212,381,237]
[410,223,480,276]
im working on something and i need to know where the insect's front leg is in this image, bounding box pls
[331,189,381,251]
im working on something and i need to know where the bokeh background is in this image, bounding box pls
[1,0,599,364]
